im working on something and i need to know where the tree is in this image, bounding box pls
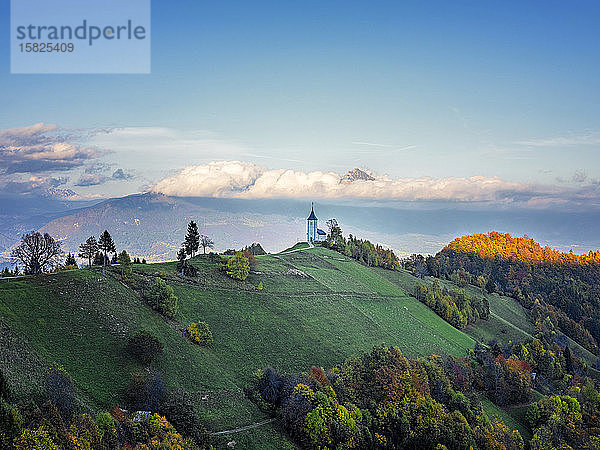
[184,221,200,257]
[125,371,165,412]
[160,388,209,447]
[564,345,574,374]
[11,232,62,274]
[64,253,77,267]
[13,426,59,450]
[325,219,345,251]
[127,331,163,365]
[98,230,116,275]
[243,242,267,255]
[118,250,132,276]
[326,218,339,235]
[78,236,98,268]
[177,246,197,277]
[242,250,259,271]
[145,278,178,318]
[177,247,187,276]
[200,234,214,255]
[226,252,250,280]
[486,275,496,294]
[93,252,104,266]
[187,322,213,345]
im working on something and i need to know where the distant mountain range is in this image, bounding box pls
[2,191,600,266]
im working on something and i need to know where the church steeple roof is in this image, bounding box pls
[307,203,317,221]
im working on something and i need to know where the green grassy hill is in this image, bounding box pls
[375,266,598,366]
[0,246,478,448]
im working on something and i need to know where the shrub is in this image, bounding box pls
[160,388,210,446]
[226,252,250,281]
[125,371,165,412]
[258,281,264,290]
[242,250,259,270]
[176,260,198,277]
[127,331,164,365]
[95,411,115,439]
[187,322,213,346]
[145,278,178,318]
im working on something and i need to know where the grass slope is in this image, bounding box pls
[375,267,598,366]
[0,247,475,448]
[376,265,600,442]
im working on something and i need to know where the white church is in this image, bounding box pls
[307,203,327,243]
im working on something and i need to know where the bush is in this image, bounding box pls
[187,322,213,346]
[95,411,115,439]
[160,388,210,446]
[242,250,259,270]
[127,331,163,365]
[144,277,178,318]
[226,252,250,281]
[125,371,165,412]
[176,260,198,277]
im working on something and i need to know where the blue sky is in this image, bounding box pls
[1,0,599,204]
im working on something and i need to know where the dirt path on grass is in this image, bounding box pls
[211,418,276,436]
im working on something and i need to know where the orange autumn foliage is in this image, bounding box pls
[445,232,600,266]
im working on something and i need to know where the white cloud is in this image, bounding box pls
[152,160,548,203]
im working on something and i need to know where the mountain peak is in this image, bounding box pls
[340,168,375,183]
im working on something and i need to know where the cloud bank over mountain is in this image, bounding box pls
[152,160,584,207]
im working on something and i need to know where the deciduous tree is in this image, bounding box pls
[226,252,250,280]
[118,250,132,276]
[11,232,62,274]
[78,236,98,268]
[200,234,214,255]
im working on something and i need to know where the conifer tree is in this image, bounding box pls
[98,230,116,275]
[184,221,200,257]
[65,253,77,267]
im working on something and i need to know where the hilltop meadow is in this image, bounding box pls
[1,230,600,448]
